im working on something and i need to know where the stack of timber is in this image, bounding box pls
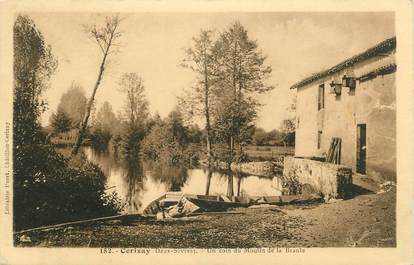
[326,138,342,164]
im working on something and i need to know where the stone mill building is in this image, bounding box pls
[290,37,396,180]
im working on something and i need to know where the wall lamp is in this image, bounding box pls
[329,80,342,95]
[342,75,356,89]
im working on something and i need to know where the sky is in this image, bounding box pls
[29,12,395,131]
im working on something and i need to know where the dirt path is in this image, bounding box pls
[16,187,395,248]
[283,188,396,247]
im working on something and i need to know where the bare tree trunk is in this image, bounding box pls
[71,53,108,156]
[227,137,234,197]
[71,16,120,156]
[227,173,234,198]
[204,54,213,168]
[203,45,213,195]
[236,174,242,197]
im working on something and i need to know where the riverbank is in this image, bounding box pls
[200,160,284,177]
[15,185,395,248]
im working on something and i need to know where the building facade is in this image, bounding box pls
[291,37,396,180]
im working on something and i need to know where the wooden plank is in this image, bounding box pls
[187,211,245,217]
[14,214,147,235]
[330,138,338,162]
[336,138,340,164]
[338,138,342,164]
[327,138,338,163]
[332,139,338,164]
[333,138,342,164]
[326,139,334,162]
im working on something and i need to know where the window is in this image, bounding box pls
[317,131,323,149]
[318,84,325,110]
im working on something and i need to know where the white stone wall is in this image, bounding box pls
[283,156,353,199]
[294,52,396,179]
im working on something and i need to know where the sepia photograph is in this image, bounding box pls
[1,1,413,264]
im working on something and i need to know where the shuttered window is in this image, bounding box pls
[318,84,325,110]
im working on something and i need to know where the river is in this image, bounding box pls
[81,147,282,213]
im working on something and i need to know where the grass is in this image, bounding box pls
[245,145,294,161]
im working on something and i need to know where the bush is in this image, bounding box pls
[90,127,112,151]
[281,168,302,195]
[12,15,121,231]
[14,144,122,230]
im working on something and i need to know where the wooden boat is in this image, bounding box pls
[143,193,249,215]
[142,191,323,217]
[142,192,183,216]
[185,195,248,212]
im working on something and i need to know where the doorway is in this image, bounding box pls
[356,124,366,174]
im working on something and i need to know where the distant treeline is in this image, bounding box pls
[251,127,295,147]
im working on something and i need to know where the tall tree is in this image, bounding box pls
[213,21,274,196]
[141,107,189,166]
[94,101,119,135]
[118,73,149,164]
[280,93,296,147]
[72,15,122,155]
[180,30,217,173]
[14,15,58,147]
[56,82,87,128]
[252,127,267,146]
[214,21,273,153]
[50,110,72,134]
[280,119,295,147]
[118,73,149,129]
[90,101,120,151]
[13,14,58,228]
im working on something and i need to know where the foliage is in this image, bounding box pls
[212,21,273,149]
[95,101,120,134]
[149,161,188,192]
[13,15,122,230]
[140,108,201,191]
[280,119,296,147]
[252,127,267,146]
[252,126,295,147]
[213,21,273,95]
[281,168,302,195]
[180,21,274,168]
[118,73,149,127]
[14,144,122,230]
[180,30,218,167]
[55,82,87,128]
[50,110,72,134]
[13,15,58,147]
[90,101,120,151]
[117,72,149,165]
[142,107,202,167]
[90,127,112,151]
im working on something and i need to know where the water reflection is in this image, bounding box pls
[123,158,144,213]
[82,147,282,214]
[205,168,212,195]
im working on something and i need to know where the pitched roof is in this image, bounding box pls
[290,36,396,89]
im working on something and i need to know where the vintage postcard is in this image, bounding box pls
[0,0,413,264]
